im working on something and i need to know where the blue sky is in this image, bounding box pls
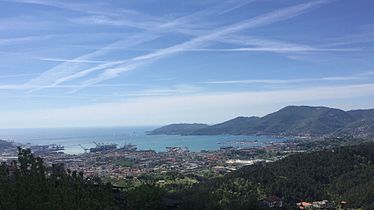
[0,0,374,128]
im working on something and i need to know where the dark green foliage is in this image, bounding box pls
[177,178,265,210]
[125,184,165,210]
[227,142,374,209]
[293,136,371,151]
[192,116,260,135]
[0,148,119,210]
[334,110,374,138]
[150,106,374,137]
[109,172,265,210]
[2,143,374,210]
[252,106,353,136]
[347,109,374,120]
[148,123,209,135]
[329,166,374,209]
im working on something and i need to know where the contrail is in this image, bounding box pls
[25,0,258,91]
[78,0,331,89]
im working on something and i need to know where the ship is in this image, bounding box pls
[89,142,117,153]
[118,143,137,152]
[30,144,65,155]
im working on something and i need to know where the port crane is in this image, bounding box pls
[78,144,89,153]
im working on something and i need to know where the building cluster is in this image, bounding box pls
[0,140,353,210]
[0,140,298,181]
[262,197,349,210]
[297,200,348,210]
[38,145,281,180]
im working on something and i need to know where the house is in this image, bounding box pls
[297,202,312,210]
[340,201,347,208]
[297,200,335,209]
[311,200,334,209]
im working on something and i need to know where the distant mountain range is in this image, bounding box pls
[149,106,374,138]
[148,123,209,135]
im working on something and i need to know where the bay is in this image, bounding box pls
[0,126,286,154]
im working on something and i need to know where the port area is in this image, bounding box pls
[1,139,305,182]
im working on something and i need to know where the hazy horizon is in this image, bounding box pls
[0,104,373,129]
[1,0,374,128]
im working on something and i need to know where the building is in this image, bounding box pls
[297,200,334,209]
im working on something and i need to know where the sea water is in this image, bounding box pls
[0,126,286,154]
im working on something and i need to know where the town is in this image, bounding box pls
[0,139,295,181]
[0,138,365,209]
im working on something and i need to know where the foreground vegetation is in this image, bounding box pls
[228,142,374,209]
[1,141,374,209]
[0,148,120,210]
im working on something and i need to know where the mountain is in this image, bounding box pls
[224,142,374,209]
[251,106,353,136]
[347,109,374,120]
[148,123,209,135]
[334,109,374,138]
[150,106,374,138]
[336,119,374,138]
[192,116,260,135]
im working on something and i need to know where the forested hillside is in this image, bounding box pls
[150,106,374,138]
[226,142,374,209]
[149,123,209,135]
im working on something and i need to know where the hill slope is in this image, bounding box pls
[335,109,374,138]
[192,116,260,135]
[225,142,374,209]
[252,106,353,136]
[148,123,209,135]
[150,106,374,138]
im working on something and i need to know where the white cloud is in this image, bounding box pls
[0,83,140,90]
[39,58,110,64]
[0,73,38,79]
[361,71,374,76]
[204,75,365,85]
[163,47,356,52]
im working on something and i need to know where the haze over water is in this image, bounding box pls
[0,127,285,154]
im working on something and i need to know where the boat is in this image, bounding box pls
[89,142,117,153]
[119,143,137,151]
